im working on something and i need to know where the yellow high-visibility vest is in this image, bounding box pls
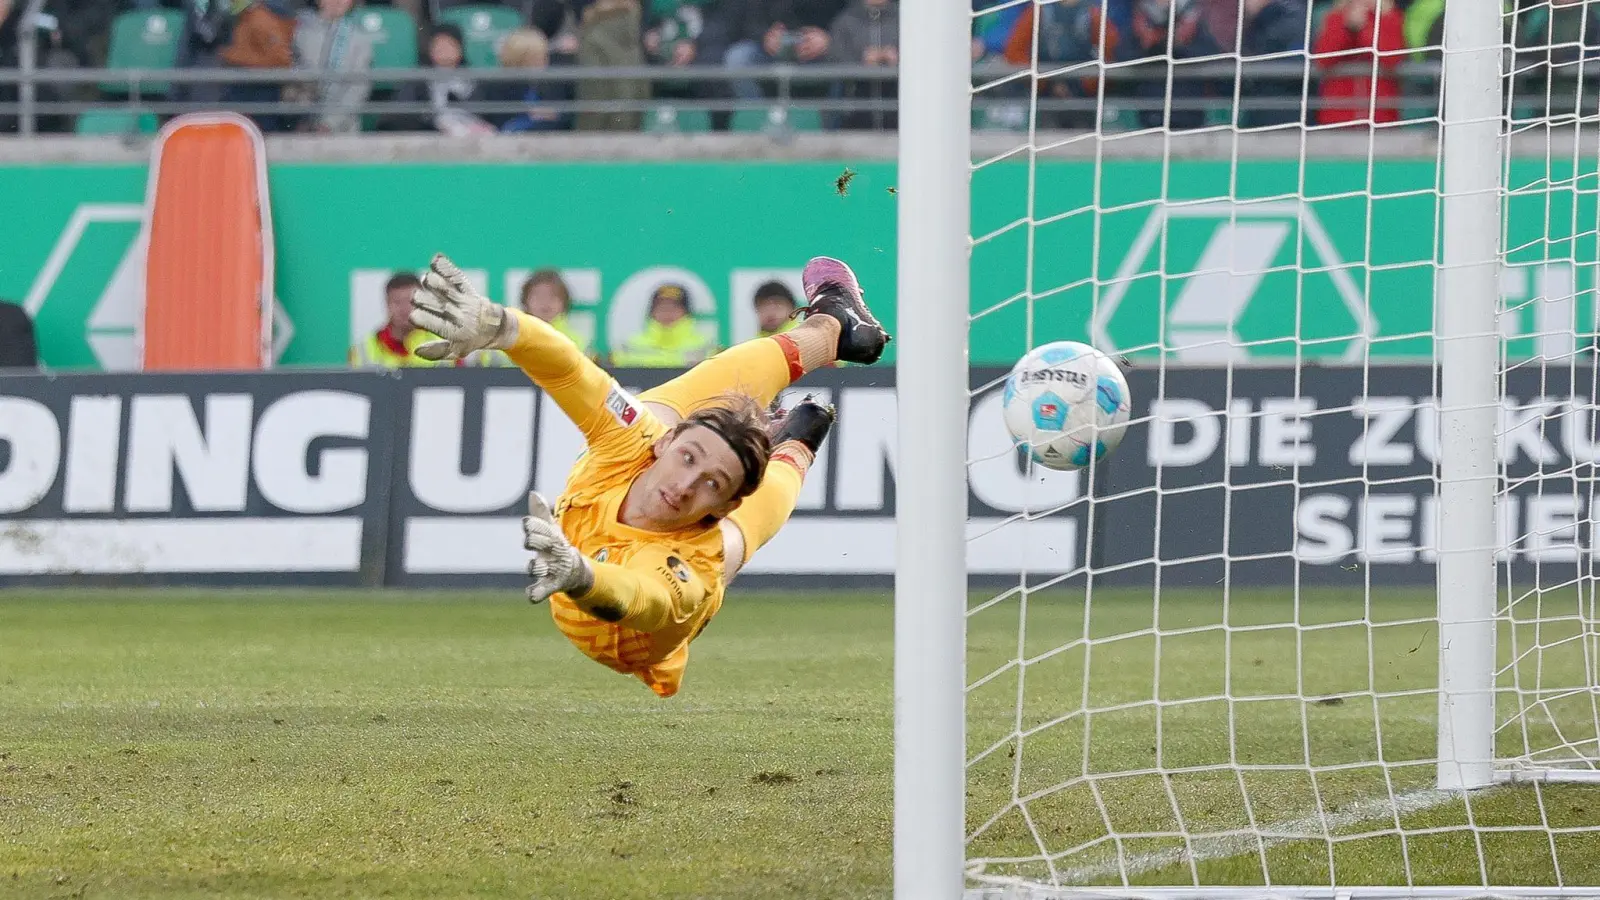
[610,318,717,368]
[349,326,449,368]
[758,318,798,339]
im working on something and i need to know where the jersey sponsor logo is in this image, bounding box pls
[606,386,639,427]
[657,562,687,603]
[666,555,691,582]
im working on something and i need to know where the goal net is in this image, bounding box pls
[896,2,1600,898]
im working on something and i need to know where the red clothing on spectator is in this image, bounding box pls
[1313,3,1407,125]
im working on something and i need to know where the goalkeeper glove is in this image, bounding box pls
[523,492,594,605]
[408,253,519,362]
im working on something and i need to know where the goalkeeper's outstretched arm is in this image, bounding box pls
[407,253,658,446]
[499,307,626,438]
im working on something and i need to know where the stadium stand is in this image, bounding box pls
[1,0,1594,137]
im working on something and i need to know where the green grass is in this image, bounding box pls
[2,588,1598,898]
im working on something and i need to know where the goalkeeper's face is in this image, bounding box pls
[637,426,748,528]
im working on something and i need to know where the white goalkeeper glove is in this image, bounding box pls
[523,492,594,605]
[408,253,519,362]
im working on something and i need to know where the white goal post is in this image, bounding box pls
[897,1,1600,898]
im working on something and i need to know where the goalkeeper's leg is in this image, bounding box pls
[639,253,888,421]
[639,316,840,422]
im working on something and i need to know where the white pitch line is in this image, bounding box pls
[1051,787,1461,885]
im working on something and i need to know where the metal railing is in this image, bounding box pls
[4,17,1595,138]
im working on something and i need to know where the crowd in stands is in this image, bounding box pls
[350,269,798,370]
[0,0,1597,135]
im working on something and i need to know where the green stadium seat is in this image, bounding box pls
[437,5,523,68]
[354,6,420,83]
[75,109,160,136]
[731,105,822,133]
[644,104,713,133]
[100,9,185,97]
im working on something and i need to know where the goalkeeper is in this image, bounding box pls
[407,253,890,698]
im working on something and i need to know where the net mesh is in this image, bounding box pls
[962,1,1600,894]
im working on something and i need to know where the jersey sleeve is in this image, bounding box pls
[502,308,662,461]
[572,543,715,634]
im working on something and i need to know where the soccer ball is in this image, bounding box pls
[1001,341,1132,471]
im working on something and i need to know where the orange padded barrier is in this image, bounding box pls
[141,112,274,371]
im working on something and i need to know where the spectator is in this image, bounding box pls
[1515,0,1600,119]
[1312,0,1406,126]
[530,0,583,64]
[646,0,717,112]
[402,23,496,135]
[487,28,570,131]
[827,0,897,129]
[175,0,241,106]
[610,282,718,367]
[1203,0,1241,52]
[1022,0,1120,130]
[54,0,118,69]
[574,0,649,131]
[218,0,296,133]
[1233,0,1311,128]
[349,273,452,367]
[0,299,39,369]
[1402,0,1441,53]
[0,0,82,133]
[752,280,797,337]
[646,0,706,67]
[0,0,19,134]
[291,0,374,134]
[1125,0,1223,130]
[717,0,847,103]
[476,269,594,365]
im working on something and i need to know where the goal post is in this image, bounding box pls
[1434,0,1504,795]
[898,0,1600,897]
[894,1,971,898]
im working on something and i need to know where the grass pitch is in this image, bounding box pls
[3,588,1598,899]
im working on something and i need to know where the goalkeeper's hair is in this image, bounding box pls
[675,393,773,501]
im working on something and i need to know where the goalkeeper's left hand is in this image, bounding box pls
[409,253,519,361]
[523,492,594,605]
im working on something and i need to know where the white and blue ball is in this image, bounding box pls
[1001,340,1132,471]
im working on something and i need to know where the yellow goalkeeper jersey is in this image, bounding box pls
[501,309,727,698]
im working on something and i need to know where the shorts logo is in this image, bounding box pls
[606,387,639,426]
[594,548,609,563]
[666,555,691,582]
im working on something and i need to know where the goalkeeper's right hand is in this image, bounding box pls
[523,492,594,605]
[408,253,519,361]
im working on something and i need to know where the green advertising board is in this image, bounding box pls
[1,158,1593,371]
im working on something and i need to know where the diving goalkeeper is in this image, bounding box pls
[407,253,890,698]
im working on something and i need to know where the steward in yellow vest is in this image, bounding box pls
[349,272,458,368]
[474,269,598,366]
[609,282,718,368]
[752,279,799,338]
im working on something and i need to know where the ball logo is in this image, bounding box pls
[1031,391,1070,431]
[1020,368,1088,387]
